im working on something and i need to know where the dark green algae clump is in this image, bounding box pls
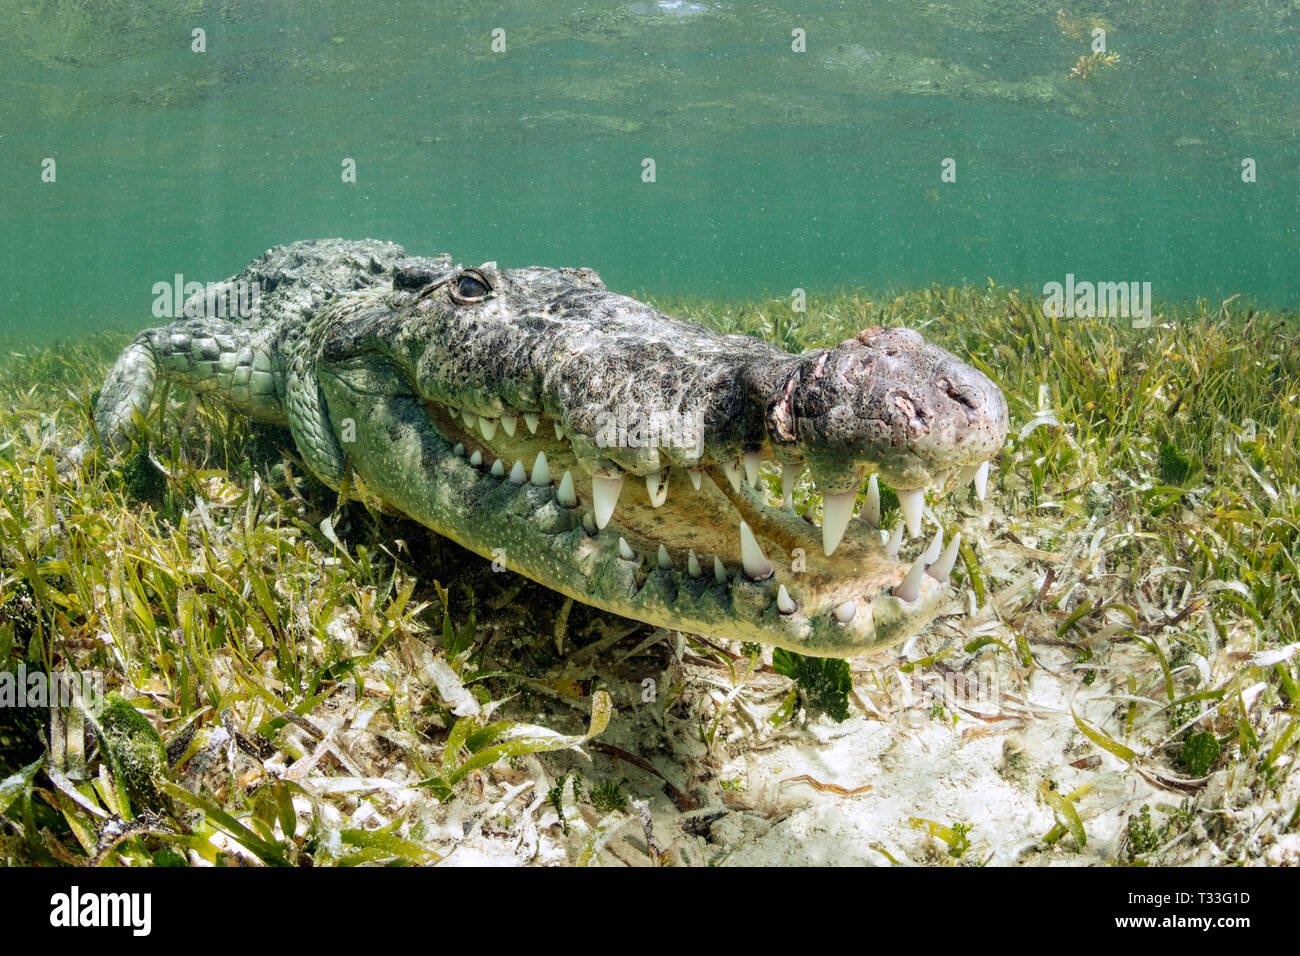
[97,692,169,813]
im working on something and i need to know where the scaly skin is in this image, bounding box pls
[68,239,1008,657]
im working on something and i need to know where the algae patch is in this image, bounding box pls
[97,693,168,813]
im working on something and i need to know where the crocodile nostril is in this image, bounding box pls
[940,377,979,411]
[893,392,929,429]
[855,326,924,351]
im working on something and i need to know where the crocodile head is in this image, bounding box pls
[316,258,1008,657]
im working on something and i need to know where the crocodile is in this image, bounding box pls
[65,238,1008,657]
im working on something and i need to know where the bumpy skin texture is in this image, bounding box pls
[71,239,1009,657]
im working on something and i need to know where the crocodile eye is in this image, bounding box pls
[450,269,492,304]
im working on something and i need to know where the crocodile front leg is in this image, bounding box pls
[65,317,285,468]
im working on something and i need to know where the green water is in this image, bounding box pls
[1,0,1296,342]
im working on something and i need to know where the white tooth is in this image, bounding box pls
[582,512,597,535]
[645,470,668,507]
[714,557,727,584]
[927,531,961,581]
[777,585,796,614]
[657,544,672,570]
[722,459,743,493]
[479,416,497,440]
[688,468,703,490]
[509,460,527,484]
[524,412,539,434]
[885,522,903,557]
[469,450,483,467]
[619,537,636,561]
[453,443,465,457]
[821,489,857,556]
[490,459,504,477]
[462,409,478,429]
[834,601,857,623]
[959,463,980,486]
[899,488,924,537]
[974,461,989,501]
[893,553,927,603]
[739,521,774,580]
[922,528,944,564]
[781,463,802,511]
[688,549,702,578]
[591,473,624,529]
[557,470,577,506]
[501,415,517,436]
[743,450,761,488]
[554,421,565,440]
[531,452,550,486]
[860,475,880,527]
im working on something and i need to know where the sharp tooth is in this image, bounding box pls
[739,521,774,580]
[722,459,743,493]
[688,549,702,578]
[618,537,636,561]
[743,450,761,488]
[490,459,504,477]
[453,443,465,457]
[645,469,668,507]
[927,531,961,581]
[657,544,672,570]
[974,461,989,501]
[501,415,517,436]
[922,528,944,564]
[554,421,565,440]
[860,474,880,527]
[469,450,483,467]
[557,470,577,507]
[531,452,550,486]
[899,488,924,537]
[582,512,597,535]
[781,463,802,511]
[777,585,796,614]
[714,557,727,584]
[893,553,927,602]
[885,522,903,557]
[524,413,539,434]
[834,601,857,623]
[509,460,527,483]
[462,409,478,429]
[959,463,980,486]
[821,489,856,556]
[688,468,703,491]
[591,473,624,529]
[479,416,497,440]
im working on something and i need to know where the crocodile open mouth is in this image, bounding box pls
[409,395,987,652]
[316,274,1008,657]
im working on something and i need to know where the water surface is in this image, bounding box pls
[1,1,1296,341]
